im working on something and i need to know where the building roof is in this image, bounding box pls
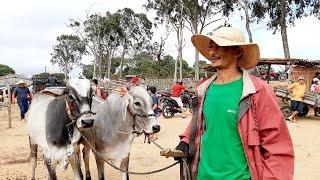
[258,58,320,67]
[0,74,32,85]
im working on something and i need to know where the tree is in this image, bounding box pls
[158,55,176,78]
[50,34,86,79]
[100,12,123,79]
[239,0,253,42]
[180,0,226,80]
[198,60,209,78]
[82,64,94,79]
[125,53,192,79]
[114,8,153,79]
[251,0,318,58]
[69,12,123,79]
[217,0,252,42]
[69,14,104,79]
[178,59,193,77]
[312,1,320,19]
[145,0,186,82]
[0,64,15,76]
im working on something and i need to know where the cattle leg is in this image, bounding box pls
[120,153,130,180]
[82,145,92,180]
[94,153,105,180]
[44,156,57,180]
[69,145,83,180]
[29,137,38,180]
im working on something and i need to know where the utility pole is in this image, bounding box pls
[5,81,12,128]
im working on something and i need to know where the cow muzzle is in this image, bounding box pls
[76,111,95,129]
[152,125,161,133]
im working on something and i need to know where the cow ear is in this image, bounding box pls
[121,94,133,122]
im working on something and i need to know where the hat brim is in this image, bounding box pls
[191,34,260,69]
[17,81,26,85]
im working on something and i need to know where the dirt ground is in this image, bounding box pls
[1,101,320,180]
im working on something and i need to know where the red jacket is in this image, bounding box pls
[179,70,294,180]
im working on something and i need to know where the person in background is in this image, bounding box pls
[315,72,320,81]
[171,80,186,118]
[0,89,4,103]
[310,78,320,93]
[130,76,140,87]
[147,85,161,117]
[311,78,320,116]
[12,80,33,121]
[92,79,102,98]
[175,26,294,179]
[120,76,140,96]
[287,76,307,122]
[47,73,58,87]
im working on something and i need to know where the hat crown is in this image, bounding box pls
[213,27,245,43]
[18,80,25,84]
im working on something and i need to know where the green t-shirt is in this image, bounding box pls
[197,77,251,180]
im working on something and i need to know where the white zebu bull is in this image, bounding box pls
[82,86,161,180]
[28,79,95,180]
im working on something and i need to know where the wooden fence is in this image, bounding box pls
[99,78,197,92]
[145,78,197,91]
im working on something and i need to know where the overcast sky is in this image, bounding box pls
[0,0,319,78]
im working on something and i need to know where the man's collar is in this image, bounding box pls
[196,69,256,99]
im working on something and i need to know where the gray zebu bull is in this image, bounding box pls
[28,79,95,180]
[82,86,161,180]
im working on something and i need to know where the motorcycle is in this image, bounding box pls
[160,90,194,119]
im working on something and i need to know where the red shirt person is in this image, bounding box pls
[171,81,186,118]
[91,79,102,98]
[171,81,186,97]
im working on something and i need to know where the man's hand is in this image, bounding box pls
[174,141,189,160]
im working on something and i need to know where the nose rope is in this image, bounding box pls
[132,113,156,135]
[78,127,180,175]
[127,105,157,135]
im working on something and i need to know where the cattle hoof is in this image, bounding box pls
[81,119,94,128]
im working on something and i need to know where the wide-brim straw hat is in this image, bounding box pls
[191,27,260,69]
[298,76,306,80]
[17,80,26,85]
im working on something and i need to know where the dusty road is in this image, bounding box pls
[1,103,320,179]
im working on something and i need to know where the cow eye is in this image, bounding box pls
[134,102,141,106]
[68,95,75,101]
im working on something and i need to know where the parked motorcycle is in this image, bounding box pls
[160,90,194,119]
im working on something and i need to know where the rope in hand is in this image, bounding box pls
[78,128,180,175]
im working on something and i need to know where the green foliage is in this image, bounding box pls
[146,0,228,80]
[191,60,209,78]
[115,8,153,56]
[82,64,94,79]
[145,0,184,27]
[31,72,65,81]
[50,34,86,77]
[251,0,318,33]
[0,64,15,76]
[123,53,192,79]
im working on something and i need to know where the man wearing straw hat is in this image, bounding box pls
[175,27,294,179]
[12,80,33,121]
[287,75,307,122]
